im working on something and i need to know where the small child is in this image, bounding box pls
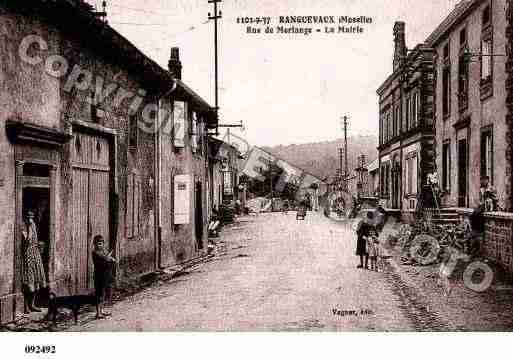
[366,228,380,272]
[92,235,116,319]
[438,249,455,298]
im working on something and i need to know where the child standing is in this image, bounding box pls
[92,235,116,319]
[366,228,380,272]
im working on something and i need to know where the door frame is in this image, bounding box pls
[71,121,118,291]
[14,159,58,312]
[457,138,469,207]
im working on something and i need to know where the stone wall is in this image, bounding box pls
[484,212,513,273]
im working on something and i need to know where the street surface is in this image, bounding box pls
[69,211,425,331]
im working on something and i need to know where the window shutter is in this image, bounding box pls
[173,101,186,148]
[174,174,191,224]
[191,112,198,153]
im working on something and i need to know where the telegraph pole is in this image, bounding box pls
[341,115,349,191]
[208,0,222,118]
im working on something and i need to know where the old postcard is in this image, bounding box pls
[1,0,512,357]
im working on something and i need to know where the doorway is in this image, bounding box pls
[392,157,401,209]
[72,132,111,294]
[21,163,52,308]
[458,139,468,207]
[195,181,204,250]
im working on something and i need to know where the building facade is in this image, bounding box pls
[377,22,436,221]
[426,0,511,210]
[0,0,215,324]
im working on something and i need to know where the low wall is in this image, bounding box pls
[483,212,513,274]
[454,209,513,275]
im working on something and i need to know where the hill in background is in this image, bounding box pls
[262,135,378,180]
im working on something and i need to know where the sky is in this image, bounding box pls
[85,0,462,147]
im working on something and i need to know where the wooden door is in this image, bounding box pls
[72,132,111,293]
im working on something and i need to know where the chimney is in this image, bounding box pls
[393,22,407,71]
[168,47,182,80]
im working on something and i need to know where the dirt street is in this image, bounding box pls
[65,212,436,331]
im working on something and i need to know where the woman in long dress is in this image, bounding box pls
[22,210,47,312]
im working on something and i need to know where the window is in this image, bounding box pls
[481,38,492,81]
[380,162,391,197]
[482,5,491,26]
[129,114,138,152]
[458,53,469,108]
[394,106,400,137]
[191,112,198,153]
[405,154,418,195]
[383,114,388,143]
[442,142,451,191]
[173,101,186,149]
[443,43,450,60]
[380,115,384,145]
[409,92,419,129]
[405,96,410,131]
[387,112,393,141]
[126,173,142,239]
[459,28,467,47]
[481,128,493,184]
[442,66,451,117]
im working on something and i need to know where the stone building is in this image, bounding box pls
[426,0,511,210]
[0,0,215,324]
[425,0,513,274]
[377,22,436,221]
[157,49,217,269]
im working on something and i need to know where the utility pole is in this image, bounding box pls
[341,115,349,191]
[208,0,222,120]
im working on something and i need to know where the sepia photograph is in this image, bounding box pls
[1,0,513,356]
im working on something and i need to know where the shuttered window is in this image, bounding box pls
[126,173,142,239]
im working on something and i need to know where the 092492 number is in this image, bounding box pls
[25,345,56,354]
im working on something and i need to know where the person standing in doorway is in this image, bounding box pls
[92,235,116,319]
[22,210,47,313]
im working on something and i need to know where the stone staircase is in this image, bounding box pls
[425,207,460,226]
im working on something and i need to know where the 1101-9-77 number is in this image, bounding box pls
[236,17,271,25]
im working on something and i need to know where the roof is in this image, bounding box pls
[7,0,217,127]
[376,43,433,96]
[254,147,326,184]
[425,0,483,46]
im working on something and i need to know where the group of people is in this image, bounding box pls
[22,210,115,319]
[355,211,381,271]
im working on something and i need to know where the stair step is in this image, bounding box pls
[431,218,459,224]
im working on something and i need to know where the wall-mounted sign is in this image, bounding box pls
[174,174,191,224]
